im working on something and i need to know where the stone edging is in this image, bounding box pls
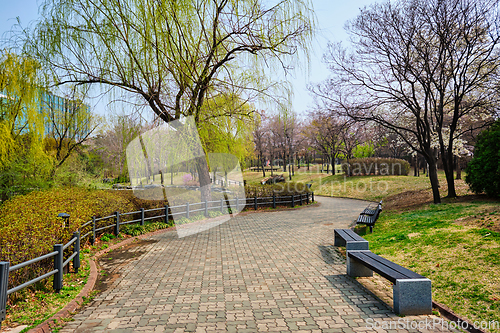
[432,301,487,333]
[26,227,176,333]
[26,260,97,333]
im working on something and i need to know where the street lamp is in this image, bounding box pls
[58,213,70,229]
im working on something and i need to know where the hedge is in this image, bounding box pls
[245,182,311,198]
[341,157,410,176]
[0,188,142,290]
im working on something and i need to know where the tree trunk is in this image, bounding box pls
[417,155,420,176]
[456,156,461,180]
[261,154,266,177]
[441,150,457,198]
[331,154,336,175]
[196,156,212,202]
[428,159,441,204]
[414,155,418,177]
[271,154,274,176]
[307,153,310,171]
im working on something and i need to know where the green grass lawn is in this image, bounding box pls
[243,165,452,202]
[359,202,500,330]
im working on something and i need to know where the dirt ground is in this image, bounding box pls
[95,239,158,292]
[383,179,500,233]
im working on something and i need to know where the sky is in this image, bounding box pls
[0,0,376,120]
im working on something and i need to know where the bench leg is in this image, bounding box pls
[347,252,373,277]
[369,225,373,233]
[393,279,432,315]
[334,231,346,247]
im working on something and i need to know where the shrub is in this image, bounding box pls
[341,157,410,176]
[245,181,311,198]
[465,121,500,197]
[0,187,136,290]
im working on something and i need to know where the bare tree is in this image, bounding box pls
[304,111,350,175]
[91,114,144,179]
[43,88,99,174]
[313,0,500,203]
[252,112,268,177]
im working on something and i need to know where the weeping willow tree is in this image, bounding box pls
[0,51,53,200]
[24,0,314,200]
[198,93,254,166]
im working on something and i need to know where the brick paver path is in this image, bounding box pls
[61,196,452,332]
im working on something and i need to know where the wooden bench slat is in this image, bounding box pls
[335,229,365,242]
[362,251,424,279]
[348,251,424,283]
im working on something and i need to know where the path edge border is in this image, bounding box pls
[26,227,176,333]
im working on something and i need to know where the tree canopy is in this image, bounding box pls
[25,0,314,124]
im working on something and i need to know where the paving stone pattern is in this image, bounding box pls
[61,197,454,332]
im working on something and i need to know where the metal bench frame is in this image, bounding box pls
[347,250,432,315]
[360,200,382,216]
[356,205,382,233]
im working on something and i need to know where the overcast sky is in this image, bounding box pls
[0,0,376,119]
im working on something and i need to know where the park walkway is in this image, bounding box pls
[61,197,451,333]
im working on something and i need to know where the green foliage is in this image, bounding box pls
[121,221,170,237]
[0,51,54,200]
[352,141,375,158]
[465,120,500,197]
[100,233,115,242]
[208,210,224,218]
[0,188,136,289]
[198,94,254,168]
[341,157,410,176]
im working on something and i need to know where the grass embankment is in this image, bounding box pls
[243,165,446,202]
[3,255,91,332]
[359,201,500,331]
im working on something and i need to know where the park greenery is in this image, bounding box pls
[466,120,500,197]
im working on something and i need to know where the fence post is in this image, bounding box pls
[300,193,303,206]
[91,216,96,245]
[73,231,80,273]
[306,193,309,204]
[164,205,169,224]
[0,261,9,326]
[220,198,224,213]
[254,196,257,210]
[186,202,190,219]
[53,244,63,293]
[273,193,276,209]
[312,192,314,202]
[140,208,145,226]
[291,195,295,208]
[114,211,120,236]
[205,200,208,217]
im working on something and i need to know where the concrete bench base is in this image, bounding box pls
[347,250,432,315]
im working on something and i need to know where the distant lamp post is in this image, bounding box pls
[58,213,70,229]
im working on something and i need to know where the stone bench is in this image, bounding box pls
[334,229,369,250]
[347,250,432,315]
